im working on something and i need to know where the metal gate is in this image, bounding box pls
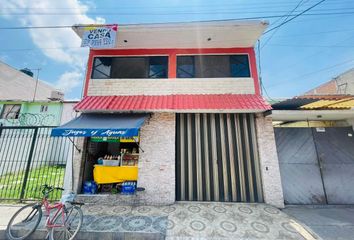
[176,113,263,202]
[0,126,72,201]
[275,127,354,204]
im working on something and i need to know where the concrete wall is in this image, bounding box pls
[255,114,284,208]
[0,61,58,101]
[138,113,176,205]
[87,78,255,96]
[60,102,79,125]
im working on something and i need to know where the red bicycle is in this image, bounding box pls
[6,184,84,240]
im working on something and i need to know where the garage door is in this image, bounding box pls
[176,113,263,202]
[275,127,354,204]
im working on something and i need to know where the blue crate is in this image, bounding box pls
[121,182,136,194]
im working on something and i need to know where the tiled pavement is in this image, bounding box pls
[0,202,319,240]
[80,202,317,239]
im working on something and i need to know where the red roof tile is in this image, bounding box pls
[75,94,271,112]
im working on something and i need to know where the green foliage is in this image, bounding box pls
[0,165,65,201]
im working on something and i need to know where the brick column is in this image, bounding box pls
[255,114,284,208]
[138,113,176,205]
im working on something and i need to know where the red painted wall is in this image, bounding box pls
[84,48,260,96]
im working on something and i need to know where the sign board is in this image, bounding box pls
[81,25,117,49]
[51,128,139,137]
[91,136,139,143]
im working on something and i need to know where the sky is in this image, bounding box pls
[0,0,354,100]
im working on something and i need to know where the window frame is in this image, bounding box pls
[0,104,21,119]
[40,105,48,113]
[176,53,252,78]
[91,55,169,79]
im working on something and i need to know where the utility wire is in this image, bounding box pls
[268,58,354,88]
[2,11,354,30]
[263,0,326,34]
[262,0,307,49]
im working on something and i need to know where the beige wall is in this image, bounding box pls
[255,114,284,208]
[87,78,255,96]
[138,113,176,204]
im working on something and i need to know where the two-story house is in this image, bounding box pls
[54,20,284,208]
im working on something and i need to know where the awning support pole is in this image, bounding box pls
[133,138,144,153]
[68,137,81,153]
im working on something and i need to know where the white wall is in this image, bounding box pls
[87,78,255,96]
[0,61,58,101]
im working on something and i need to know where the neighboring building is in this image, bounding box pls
[271,95,354,205]
[304,68,354,95]
[0,61,59,101]
[0,60,77,127]
[57,20,284,208]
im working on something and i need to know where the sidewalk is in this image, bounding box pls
[284,205,354,240]
[0,202,319,240]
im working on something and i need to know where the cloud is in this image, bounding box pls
[0,0,105,95]
[0,0,104,67]
[56,71,82,94]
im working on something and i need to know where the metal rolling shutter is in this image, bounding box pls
[176,113,263,202]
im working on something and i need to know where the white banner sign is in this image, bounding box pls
[81,25,117,49]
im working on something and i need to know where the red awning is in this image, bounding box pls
[75,94,271,112]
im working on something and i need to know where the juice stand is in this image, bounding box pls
[50,113,148,194]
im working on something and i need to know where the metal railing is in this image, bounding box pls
[0,126,72,201]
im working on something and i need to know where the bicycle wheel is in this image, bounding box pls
[6,203,43,240]
[50,205,83,240]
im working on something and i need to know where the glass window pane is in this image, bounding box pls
[195,56,231,78]
[1,105,21,119]
[149,57,168,78]
[177,56,195,78]
[92,57,112,79]
[91,56,168,79]
[230,55,251,77]
[111,57,147,78]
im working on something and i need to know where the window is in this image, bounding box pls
[177,56,195,78]
[230,55,251,77]
[40,105,48,112]
[177,55,251,78]
[92,56,168,79]
[1,104,21,119]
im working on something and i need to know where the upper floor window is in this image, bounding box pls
[177,55,251,78]
[0,104,21,119]
[92,56,168,79]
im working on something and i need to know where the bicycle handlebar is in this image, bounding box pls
[41,184,64,198]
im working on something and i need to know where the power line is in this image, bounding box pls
[263,0,327,35]
[268,33,354,78]
[2,7,354,15]
[268,58,354,89]
[0,0,351,10]
[267,44,354,48]
[1,11,354,30]
[261,0,307,49]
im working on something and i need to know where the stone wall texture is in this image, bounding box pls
[255,114,285,208]
[87,78,255,96]
[72,138,87,194]
[138,113,176,205]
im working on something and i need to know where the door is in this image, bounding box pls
[275,127,354,204]
[313,127,354,204]
[275,128,326,204]
[176,113,263,202]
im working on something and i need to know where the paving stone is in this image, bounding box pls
[0,202,320,240]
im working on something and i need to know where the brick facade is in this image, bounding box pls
[255,114,284,208]
[138,113,176,204]
[87,78,255,96]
